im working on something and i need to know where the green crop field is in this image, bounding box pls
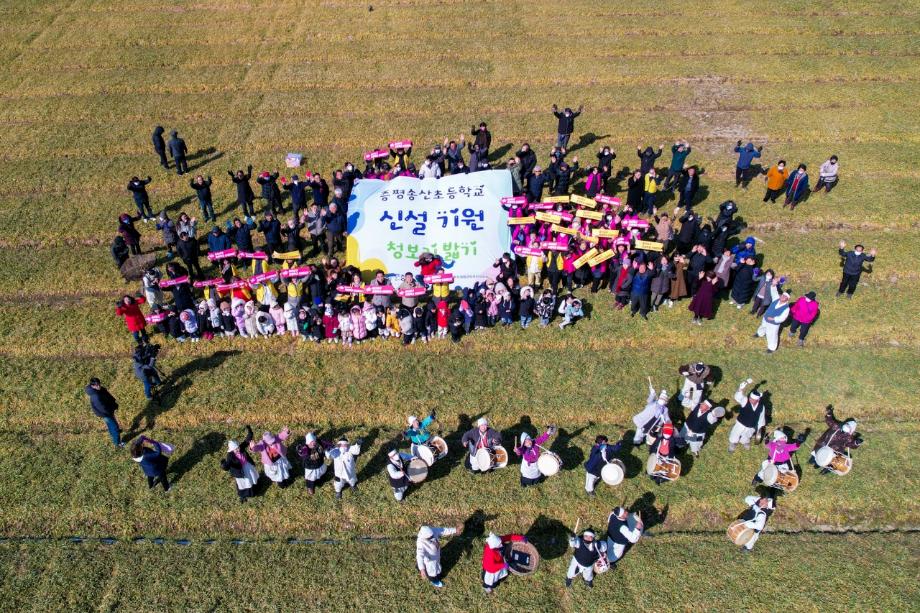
[1,0,918,611]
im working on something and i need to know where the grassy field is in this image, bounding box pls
[1,0,919,610]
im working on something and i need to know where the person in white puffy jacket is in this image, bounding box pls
[416,525,458,588]
[326,437,362,499]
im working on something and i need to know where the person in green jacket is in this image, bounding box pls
[405,413,436,457]
[663,140,691,190]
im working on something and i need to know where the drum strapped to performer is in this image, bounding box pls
[646,454,681,481]
[504,540,541,576]
[536,447,563,477]
[473,445,509,472]
[814,446,852,475]
[593,552,611,574]
[760,464,799,492]
[727,519,756,547]
[406,457,429,483]
[601,459,626,486]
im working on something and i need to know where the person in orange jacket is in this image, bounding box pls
[763,160,790,203]
[481,532,526,593]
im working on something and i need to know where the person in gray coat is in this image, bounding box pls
[168,130,189,175]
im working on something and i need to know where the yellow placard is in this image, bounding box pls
[544,195,570,203]
[536,212,562,224]
[588,249,616,267]
[570,194,598,208]
[551,223,579,236]
[633,240,664,252]
[572,248,599,269]
[579,232,600,244]
[575,209,603,220]
[594,228,619,239]
[507,216,535,225]
[272,250,302,261]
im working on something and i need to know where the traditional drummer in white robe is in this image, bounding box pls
[583,434,624,495]
[386,449,413,502]
[728,379,767,452]
[755,288,790,354]
[632,384,671,446]
[460,417,503,471]
[648,423,682,485]
[416,525,458,588]
[296,432,331,494]
[678,400,726,457]
[605,507,643,565]
[326,437,362,499]
[678,362,714,410]
[513,426,557,488]
[736,495,775,551]
[249,427,292,488]
[220,425,260,503]
[565,529,606,589]
[810,405,862,472]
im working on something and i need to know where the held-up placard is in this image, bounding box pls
[588,249,616,267]
[572,248,599,269]
[507,216,535,225]
[551,223,579,236]
[594,228,619,238]
[633,239,664,252]
[575,209,603,220]
[570,194,598,208]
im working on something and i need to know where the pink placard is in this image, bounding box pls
[501,196,528,206]
[364,149,389,161]
[397,286,427,298]
[531,202,556,211]
[625,219,650,229]
[159,276,189,288]
[248,271,279,285]
[217,281,247,292]
[193,278,222,288]
[513,245,544,258]
[614,237,631,246]
[363,284,395,296]
[557,211,574,222]
[207,248,238,261]
[145,312,168,323]
[595,195,622,207]
[423,273,454,284]
[237,250,268,261]
[388,140,413,150]
[336,285,365,294]
[280,266,312,279]
[541,241,569,252]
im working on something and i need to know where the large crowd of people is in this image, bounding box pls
[92,109,877,593]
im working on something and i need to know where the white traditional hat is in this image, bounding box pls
[772,430,787,442]
[227,440,239,452]
[305,432,317,444]
[407,415,418,426]
[418,526,434,539]
[842,420,857,434]
[477,417,488,427]
[486,533,502,549]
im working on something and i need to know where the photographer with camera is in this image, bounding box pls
[132,342,163,401]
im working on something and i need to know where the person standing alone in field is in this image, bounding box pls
[814,155,840,194]
[837,240,877,298]
[552,104,582,149]
[85,377,123,447]
[152,126,168,169]
[734,140,762,188]
[168,130,189,175]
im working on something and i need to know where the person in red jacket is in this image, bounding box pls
[413,252,443,283]
[481,532,525,593]
[115,295,149,343]
[436,299,449,338]
[788,291,819,346]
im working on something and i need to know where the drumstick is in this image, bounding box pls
[573,517,581,536]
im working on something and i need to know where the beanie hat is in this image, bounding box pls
[486,533,502,549]
[227,440,239,452]
[418,526,434,540]
[305,432,317,444]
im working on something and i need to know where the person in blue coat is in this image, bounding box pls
[731,236,757,265]
[230,218,254,252]
[734,141,762,188]
[168,130,188,175]
[207,226,232,254]
[127,176,155,221]
[629,263,654,320]
[282,175,309,220]
[322,203,347,257]
[584,435,623,495]
[130,436,172,492]
[783,164,809,210]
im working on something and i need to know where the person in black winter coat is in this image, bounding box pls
[676,210,701,254]
[596,146,616,183]
[677,167,700,209]
[310,174,330,208]
[471,122,492,156]
[280,175,308,221]
[85,377,123,447]
[626,170,644,209]
[837,241,877,298]
[189,175,215,221]
[176,232,203,279]
[449,307,465,343]
[322,203,347,256]
[152,126,168,168]
[637,145,663,174]
[229,166,256,218]
[164,262,194,312]
[221,425,258,502]
[713,200,738,231]
[686,245,711,296]
[168,130,188,175]
[231,218,254,252]
[111,235,130,268]
[516,144,537,180]
[256,171,282,215]
[127,176,155,220]
[551,158,579,196]
[258,213,282,261]
[527,167,550,202]
[552,104,583,149]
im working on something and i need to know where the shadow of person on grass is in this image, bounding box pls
[356,427,392,483]
[629,491,669,531]
[568,132,610,155]
[441,508,498,578]
[487,143,513,163]
[168,431,224,484]
[620,430,646,478]
[163,195,196,215]
[186,148,225,173]
[525,514,570,560]
[550,424,587,470]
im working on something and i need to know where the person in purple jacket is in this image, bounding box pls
[513,426,557,487]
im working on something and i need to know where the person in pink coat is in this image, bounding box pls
[788,291,819,346]
[250,427,292,487]
[752,429,805,486]
[350,305,368,342]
